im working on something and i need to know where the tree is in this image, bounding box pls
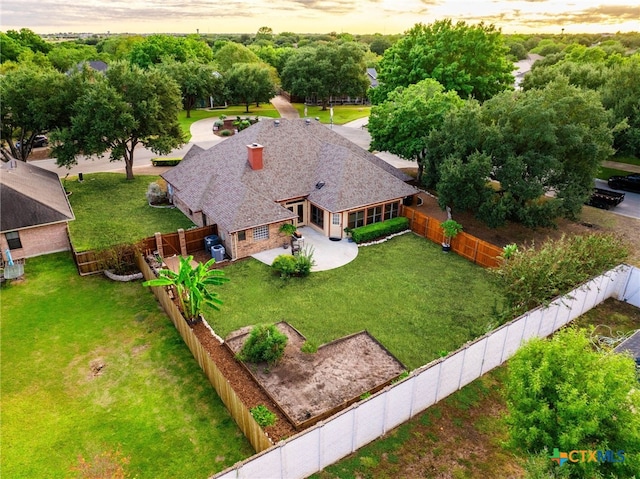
[143,256,229,323]
[281,42,369,109]
[427,79,614,227]
[368,35,392,56]
[372,20,513,104]
[506,328,640,478]
[225,63,277,113]
[255,26,274,42]
[128,34,213,69]
[158,60,225,118]
[52,61,184,180]
[214,42,261,72]
[367,78,463,183]
[0,65,74,162]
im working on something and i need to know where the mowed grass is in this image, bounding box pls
[292,103,371,125]
[0,253,253,479]
[65,172,195,250]
[210,233,502,370]
[178,105,280,140]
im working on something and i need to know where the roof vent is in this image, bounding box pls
[274,120,280,127]
[315,181,325,190]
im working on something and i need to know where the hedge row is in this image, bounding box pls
[151,157,182,166]
[350,217,409,244]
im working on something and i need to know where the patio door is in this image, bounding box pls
[286,201,306,226]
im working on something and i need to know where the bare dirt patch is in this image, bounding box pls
[225,322,406,428]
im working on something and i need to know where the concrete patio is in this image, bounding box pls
[251,226,358,271]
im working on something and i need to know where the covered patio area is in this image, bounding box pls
[252,226,358,271]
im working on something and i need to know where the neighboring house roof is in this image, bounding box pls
[614,330,640,363]
[0,160,75,232]
[163,119,417,234]
[367,68,378,88]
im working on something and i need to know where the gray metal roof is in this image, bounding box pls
[0,160,75,232]
[163,119,417,233]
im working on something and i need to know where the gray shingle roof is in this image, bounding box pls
[614,330,640,360]
[0,160,75,232]
[163,119,417,233]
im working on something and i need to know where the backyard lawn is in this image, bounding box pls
[65,172,195,251]
[292,103,370,125]
[210,233,503,370]
[0,253,253,478]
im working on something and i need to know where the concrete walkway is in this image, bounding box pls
[251,226,358,272]
[270,95,300,120]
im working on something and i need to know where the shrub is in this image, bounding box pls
[220,129,233,136]
[237,324,288,365]
[351,217,409,243]
[250,404,277,428]
[300,340,318,354]
[493,233,628,320]
[96,243,140,275]
[146,182,167,204]
[272,254,297,278]
[213,120,224,128]
[294,246,315,277]
[150,157,182,167]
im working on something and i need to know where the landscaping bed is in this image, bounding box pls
[225,322,406,429]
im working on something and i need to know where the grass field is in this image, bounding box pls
[179,105,280,140]
[0,253,253,479]
[210,233,503,370]
[66,173,194,251]
[292,103,370,125]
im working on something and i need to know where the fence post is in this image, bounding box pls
[178,228,187,256]
[154,232,164,258]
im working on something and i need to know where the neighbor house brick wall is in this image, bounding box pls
[0,223,71,261]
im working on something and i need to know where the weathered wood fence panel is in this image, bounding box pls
[402,206,503,268]
[136,254,272,453]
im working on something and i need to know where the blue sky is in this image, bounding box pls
[3,0,639,35]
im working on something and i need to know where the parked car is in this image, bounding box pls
[585,188,625,210]
[15,135,48,149]
[608,173,640,193]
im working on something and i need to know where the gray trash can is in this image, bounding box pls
[211,244,225,262]
[204,235,220,251]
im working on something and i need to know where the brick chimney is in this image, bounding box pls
[247,143,264,170]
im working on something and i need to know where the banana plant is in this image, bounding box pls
[143,256,229,323]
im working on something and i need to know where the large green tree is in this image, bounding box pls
[128,34,213,69]
[225,63,277,113]
[368,78,463,182]
[280,42,369,109]
[52,61,184,180]
[506,328,640,478]
[214,42,261,72]
[0,65,74,162]
[158,60,225,118]
[372,19,514,104]
[428,80,614,227]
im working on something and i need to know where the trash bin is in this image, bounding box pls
[204,235,220,251]
[211,244,225,262]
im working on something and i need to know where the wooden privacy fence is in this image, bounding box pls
[402,206,503,268]
[72,225,217,276]
[137,253,272,453]
[213,265,634,479]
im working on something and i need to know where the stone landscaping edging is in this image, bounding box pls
[104,269,144,282]
[356,229,412,247]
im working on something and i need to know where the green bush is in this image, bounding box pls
[220,129,233,136]
[237,324,288,365]
[151,157,182,166]
[351,217,409,244]
[300,340,318,354]
[250,404,277,428]
[272,254,297,278]
[294,246,315,277]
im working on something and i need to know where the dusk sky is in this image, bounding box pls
[3,0,639,35]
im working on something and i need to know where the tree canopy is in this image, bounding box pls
[372,20,514,104]
[506,327,640,478]
[368,78,463,182]
[52,61,184,180]
[426,79,614,228]
[225,62,278,112]
[128,34,213,68]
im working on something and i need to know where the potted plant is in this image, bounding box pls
[344,227,353,242]
[279,223,297,248]
[440,219,463,252]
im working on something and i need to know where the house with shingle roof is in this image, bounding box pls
[0,160,75,260]
[162,118,418,260]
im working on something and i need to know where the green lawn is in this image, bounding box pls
[210,233,502,370]
[66,172,195,251]
[292,103,371,125]
[179,105,280,140]
[0,253,253,479]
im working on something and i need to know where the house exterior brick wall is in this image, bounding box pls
[1,223,71,261]
[232,222,292,260]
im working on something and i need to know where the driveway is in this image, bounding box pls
[594,179,640,219]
